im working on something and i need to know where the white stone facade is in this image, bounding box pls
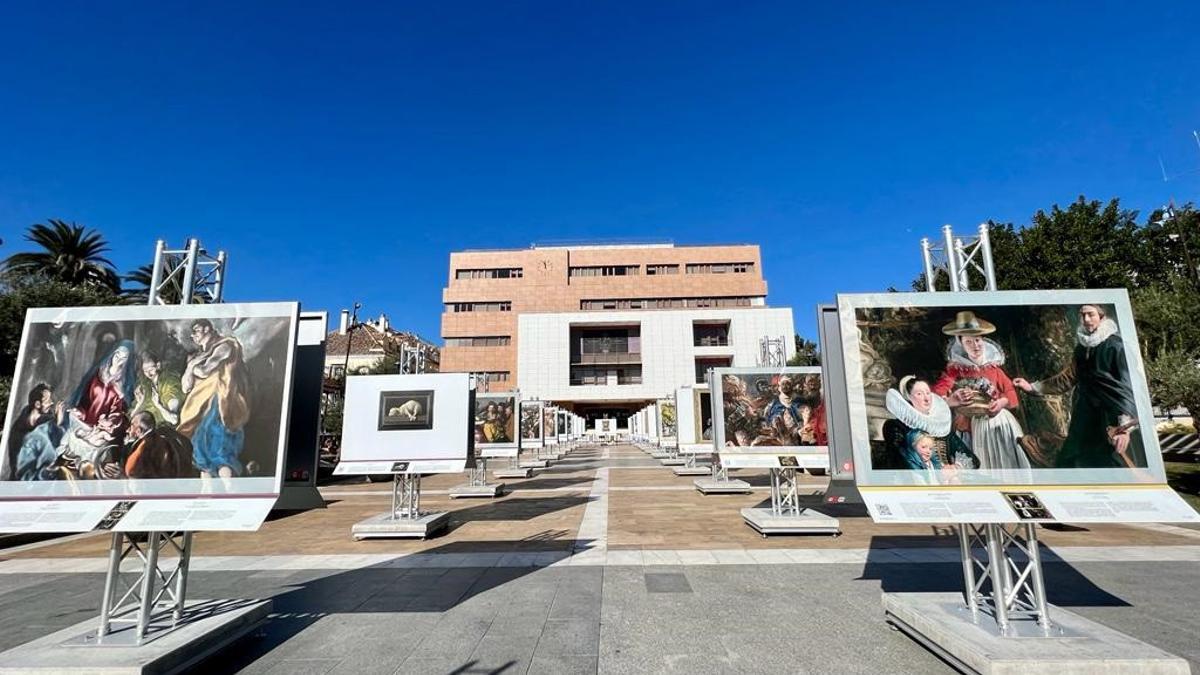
[516,307,795,402]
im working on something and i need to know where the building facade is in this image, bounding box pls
[440,242,793,421]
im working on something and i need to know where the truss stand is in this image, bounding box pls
[450,458,504,499]
[694,457,751,494]
[741,467,840,536]
[883,224,1188,673]
[353,473,449,539]
[672,448,712,476]
[0,238,277,673]
[494,454,533,479]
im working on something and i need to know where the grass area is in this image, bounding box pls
[1166,461,1200,511]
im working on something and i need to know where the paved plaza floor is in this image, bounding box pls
[1,444,1198,673]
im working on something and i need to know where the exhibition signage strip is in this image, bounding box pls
[836,289,1200,524]
[710,366,831,469]
[0,302,300,532]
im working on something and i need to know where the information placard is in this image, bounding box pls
[837,289,1200,523]
[0,302,299,532]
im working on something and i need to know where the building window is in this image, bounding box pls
[455,267,523,280]
[685,262,754,274]
[570,365,642,386]
[449,301,512,312]
[694,357,732,384]
[646,264,679,275]
[693,321,730,347]
[445,336,512,347]
[471,371,510,382]
[568,265,640,278]
[580,296,756,310]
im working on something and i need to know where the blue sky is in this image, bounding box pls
[2,2,1199,343]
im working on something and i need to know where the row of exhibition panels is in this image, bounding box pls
[2,287,1199,534]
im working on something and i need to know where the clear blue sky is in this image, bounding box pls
[2,2,1199,343]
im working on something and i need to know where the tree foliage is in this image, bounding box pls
[121,263,210,305]
[2,219,121,293]
[0,273,122,375]
[788,336,820,366]
[907,197,1200,413]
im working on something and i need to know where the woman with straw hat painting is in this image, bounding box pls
[931,311,1031,471]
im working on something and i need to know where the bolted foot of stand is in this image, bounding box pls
[353,473,449,539]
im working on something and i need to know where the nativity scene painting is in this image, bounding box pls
[3,306,295,486]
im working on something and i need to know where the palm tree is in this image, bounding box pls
[2,220,121,293]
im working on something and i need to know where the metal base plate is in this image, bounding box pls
[650,452,671,459]
[352,511,449,539]
[693,478,752,494]
[272,485,326,511]
[672,466,712,476]
[740,507,840,536]
[659,459,686,466]
[519,460,548,469]
[883,592,1189,674]
[493,468,533,479]
[448,483,504,499]
[0,599,270,674]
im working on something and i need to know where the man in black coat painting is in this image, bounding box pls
[1014,304,1144,469]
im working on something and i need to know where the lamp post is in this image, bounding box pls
[342,302,361,395]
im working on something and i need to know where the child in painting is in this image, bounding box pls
[903,430,959,484]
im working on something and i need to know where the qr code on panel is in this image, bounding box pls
[877,503,893,517]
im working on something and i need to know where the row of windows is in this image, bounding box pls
[568,265,640,277]
[472,371,511,382]
[449,301,512,312]
[686,262,754,274]
[445,336,511,347]
[569,366,642,386]
[580,296,755,311]
[455,268,523,280]
[646,264,679,275]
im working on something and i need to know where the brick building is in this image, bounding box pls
[440,243,794,422]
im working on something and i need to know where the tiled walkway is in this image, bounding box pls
[1,444,1198,673]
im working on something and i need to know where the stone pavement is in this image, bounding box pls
[0,444,1198,673]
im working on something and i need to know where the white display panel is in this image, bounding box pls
[711,366,829,467]
[0,302,298,533]
[838,289,1200,523]
[542,405,559,446]
[335,373,473,474]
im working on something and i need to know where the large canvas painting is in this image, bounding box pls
[378,390,434,430]
[839,290,1168,488]
[2,303,298,500]
[474,392,517,446]
[520,401,542,442]
[657,399,677,438]
[712,367,827,455]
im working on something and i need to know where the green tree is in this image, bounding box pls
[0,274,122,376]
[2,220,121,293]
[788,336,820,366]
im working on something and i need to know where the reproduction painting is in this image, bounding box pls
[2,303,298,498]
[839,289,1167,488]
[474,393,517,446]
[520,401,542,442]
[378,390,434,431]
[657,399,677,438]
[712,367,828,453]
[694,389,713,442]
